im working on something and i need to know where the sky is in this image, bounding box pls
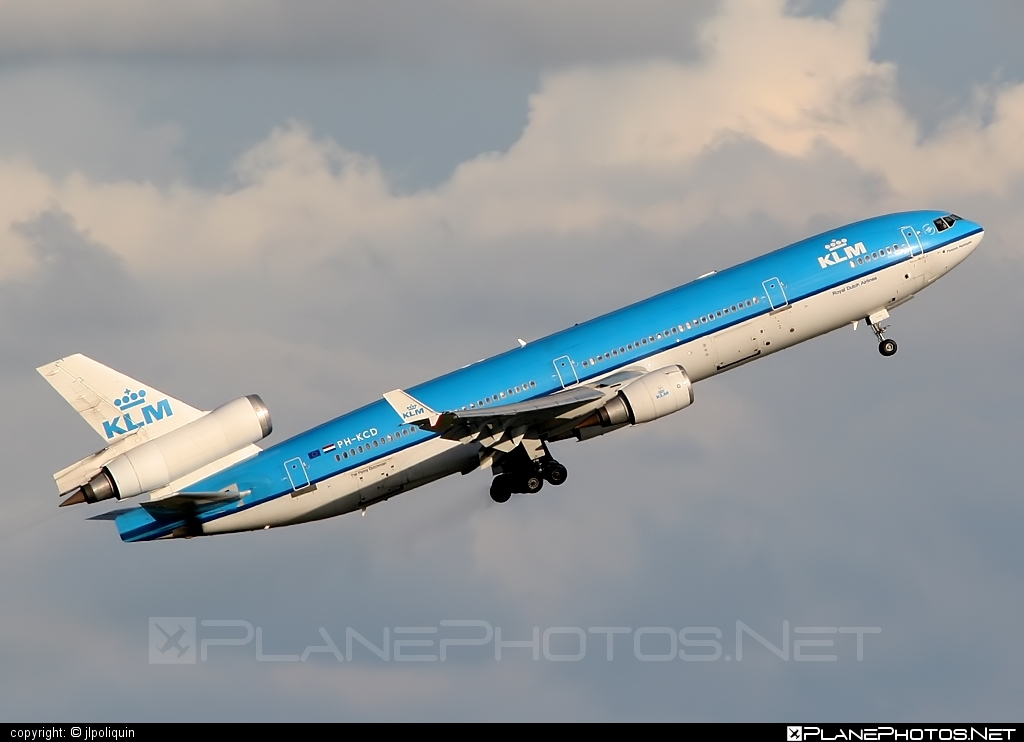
[1,0,1023,722]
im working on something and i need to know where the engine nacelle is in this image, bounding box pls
[75,395,272,504]
[596,365,693,427]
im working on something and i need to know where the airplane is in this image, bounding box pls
[155,624,190,658]
[37,210,983,542]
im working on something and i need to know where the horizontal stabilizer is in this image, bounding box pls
[141,490,246,514]
[87,508,136,522]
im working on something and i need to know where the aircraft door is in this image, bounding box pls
[902,225,928,290]
[553,355,579,388]
[762,277,789,310]
[284,457,310,491]
[902,226,923,257]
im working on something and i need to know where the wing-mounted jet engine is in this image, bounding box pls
[575,365,693,438]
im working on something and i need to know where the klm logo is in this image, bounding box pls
[102,388,174,439]
[402,403,426,420]
[818,238,866,269]
[655,388,670,400]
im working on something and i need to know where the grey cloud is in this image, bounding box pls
[0,0,715,65]
[2,203,1021,720]
[0,210,159,374]
[1,0,1023,723]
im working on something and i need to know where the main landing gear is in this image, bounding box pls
[868,309,898,357]
[489,458,568,503]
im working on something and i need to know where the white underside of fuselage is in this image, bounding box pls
[202,233,981,536]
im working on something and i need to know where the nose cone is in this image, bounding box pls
[970,221,985,247]
[962,217,985,252]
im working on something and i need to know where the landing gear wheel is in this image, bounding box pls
[490,475,512,503]
[878,339,898,357]
[543,462,568,486]
[523,473,544,494]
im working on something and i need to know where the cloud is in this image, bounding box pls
[0,0,713,64]
[3,0,1024,721]
[3,0,1024,292]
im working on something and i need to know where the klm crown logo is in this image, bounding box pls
[103,387,174,439]
[818,237,866,269]
[115,388,148,411]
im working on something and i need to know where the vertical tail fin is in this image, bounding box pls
[37,354,204,443]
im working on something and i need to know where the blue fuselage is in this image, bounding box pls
[116,210,983,541]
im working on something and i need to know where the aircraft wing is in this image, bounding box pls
[384,385,602,434]
[384,367,647,457]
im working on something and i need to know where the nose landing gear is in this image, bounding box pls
[867,308,897,357]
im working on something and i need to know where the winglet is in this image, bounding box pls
[383,389,441,429]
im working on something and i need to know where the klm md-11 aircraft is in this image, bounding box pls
[39,211,983,542]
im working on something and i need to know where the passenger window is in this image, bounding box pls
[656,333,662,339]
[716,310,723,318]
[619,346,625,353]
[358,445,364,453]
[686,322,692,330]
[336,454,341,461]
[723,308,729,315]
[752,297,759,304]
[387,434,393,442]
[641,338,648,344]
[372,440,378,448]
[530,381,536,387]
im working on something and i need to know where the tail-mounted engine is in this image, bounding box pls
[64,395,272,506]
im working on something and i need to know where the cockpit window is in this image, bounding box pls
[933,214,961,232]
